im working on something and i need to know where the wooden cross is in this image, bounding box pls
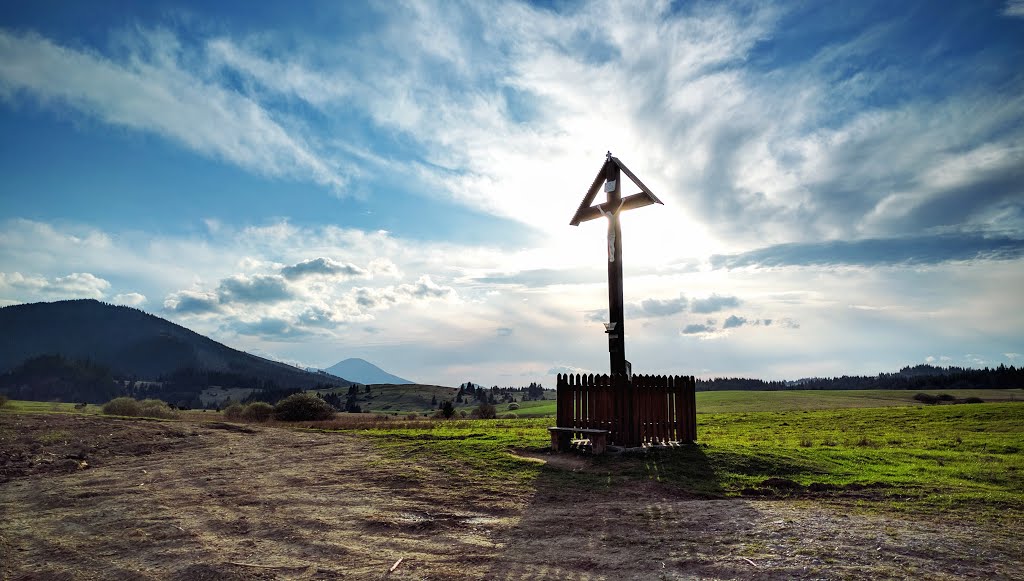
[570,152,663,377]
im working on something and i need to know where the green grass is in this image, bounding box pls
[328,386,1024,416]
[659,403,1024,512]
[695,388,1024,414]
[507,399,557,417]
[312,401,1024,520]
[0,400,102,414]
[355,419,552,496]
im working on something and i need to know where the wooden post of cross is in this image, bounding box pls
[570,152,663,377]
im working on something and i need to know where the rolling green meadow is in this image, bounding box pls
[285,388,1024,520]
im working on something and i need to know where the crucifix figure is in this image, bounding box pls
[570,152,663,377]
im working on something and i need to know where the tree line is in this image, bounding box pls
[695,364,1024,391]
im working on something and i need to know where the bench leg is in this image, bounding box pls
[551,431,572,452]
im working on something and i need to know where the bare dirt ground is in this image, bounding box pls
[1,413,1021,580]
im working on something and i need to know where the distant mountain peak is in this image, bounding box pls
[323,358,413,385]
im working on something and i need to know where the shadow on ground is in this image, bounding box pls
[486,445,779,580]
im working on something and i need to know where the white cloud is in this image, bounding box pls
[691,294,741,314]
[217,274,292,304]
[1005,0,1024,18]
[163,289,220,314]
[0,29,346,191]
[681,323,715,335]
[280,257,367,280]
[0,271,110,299]
[112,292,147,306]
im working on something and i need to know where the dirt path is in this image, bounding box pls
[1,414,1021,580]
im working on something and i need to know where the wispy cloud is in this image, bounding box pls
[112,292,147,306]
[711,234,1024,270]
[691,294,741,314]
[681,323,715,335]
[281,257,367,280]
[1004,0,1024,18]
[0,29,346,190]
[0,271,110,299]
[5,2,1022,251]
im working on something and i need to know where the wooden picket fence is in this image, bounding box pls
[555,373,696,448]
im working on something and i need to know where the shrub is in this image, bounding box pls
[937,393,956,402]
[963,396,984,404]
[137,399,178,419]
[223,402,245,420]
[506,402,520,411]
[101,397,177,419]
[0,394,8,408]
[472,402,497,420]
[241,402,274,422]
[103,397,141,416]
[440,400,456,419]
[500,412,518,419]
[913,393,940,405]
[273,392,337,422]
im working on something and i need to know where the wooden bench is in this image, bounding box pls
[548,427,610,454]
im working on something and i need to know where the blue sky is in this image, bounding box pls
[1,0,1022,386]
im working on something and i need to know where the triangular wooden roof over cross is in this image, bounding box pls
[569,153,663,226]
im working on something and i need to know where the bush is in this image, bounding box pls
[913,393,939,405]
[0,394,8,408]
[472,402,497,420]
[440,400,456,419]
[137,399,178,419]
[500,412,518,419]
[273,392,337,422]
[101,397,177,419]
[102,396,141,416]
[241,402,274,422]
[506,402,520,411]
[963,396,984,404]
[937,393,956,402]
[223,402,245,420]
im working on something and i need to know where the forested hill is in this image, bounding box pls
[697,364,1024,391]
[0,299,350,389]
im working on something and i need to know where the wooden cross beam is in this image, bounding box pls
[570,152,663,377]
